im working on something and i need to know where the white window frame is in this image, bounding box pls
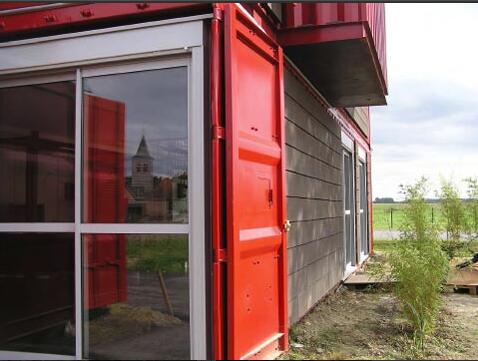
[0,15,207,361]
[358,161,368,262]
[342,142,356,279]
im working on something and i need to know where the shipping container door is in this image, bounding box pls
[83,94,127,310]
[224,5,288,360]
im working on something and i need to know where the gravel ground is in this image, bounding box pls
[281,287,478,360]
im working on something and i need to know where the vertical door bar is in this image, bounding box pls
[190,46,206,360]
[74,69,83,359]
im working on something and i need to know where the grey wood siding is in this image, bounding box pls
[285,67,345,325]
[346,107,370,138]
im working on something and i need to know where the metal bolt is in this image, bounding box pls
[44,15,57,23]
[136,3,150,10]
[81,9,93,18]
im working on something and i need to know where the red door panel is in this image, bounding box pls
[83,94,127,310]
[224,5,288,359]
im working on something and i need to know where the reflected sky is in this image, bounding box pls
[84,67,188,178]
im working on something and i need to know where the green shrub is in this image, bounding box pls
[390,177,449,349]
[436,178,468,259]
[465,177,478,240]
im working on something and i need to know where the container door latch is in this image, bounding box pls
[283,219,291,233]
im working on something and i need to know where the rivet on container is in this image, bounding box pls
[44,15,57,23]
[81,9,94,18]
[136,3,150,10]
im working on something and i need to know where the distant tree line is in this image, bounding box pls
[374,197,395,203]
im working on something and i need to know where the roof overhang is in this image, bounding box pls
[278,22,388,107]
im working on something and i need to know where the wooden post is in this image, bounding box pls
[390,208,393,229]
[157,270,174,317]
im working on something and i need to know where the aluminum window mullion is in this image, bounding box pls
[74,69,83,360]
[79,223,190,234]
[0,223,75,232]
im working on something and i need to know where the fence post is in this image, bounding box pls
[390,208,393,229]
[432,207,434,224]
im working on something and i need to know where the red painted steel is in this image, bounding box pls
[224,4,288,359]
[282,2,387,90]
[0,2,49,11]
[210,3,226,360]
[83,94,127,309]
[0,2,207,36]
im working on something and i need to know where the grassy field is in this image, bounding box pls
[373,203,447,231]
[126,235,188,275]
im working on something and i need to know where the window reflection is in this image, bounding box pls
[83,234,189,360]
[83,68,188,224]
[0,82,75,222]
[0,233,75,355]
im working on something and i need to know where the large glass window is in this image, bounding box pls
[0,82,75,222]
[82,234,189,360]
[0,55,202,360]
[0,233,75,355]
[83,68,188,224]
[359,161,369,256]
[343,150,356,267]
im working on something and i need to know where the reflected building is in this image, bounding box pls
[126,136,187,223]
[131,135,154,198]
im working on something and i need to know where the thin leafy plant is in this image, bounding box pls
[436,177,468,259]
[389,177,449,350]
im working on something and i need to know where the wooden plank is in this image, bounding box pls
[288,258,344,325]
[287,217,343,248]
[284,69,340,136]
[285,120,341,168]
[345,107,369,138]
[287,172,342,200]
[343,272,391,286]
[285,94,341,150]
[286,145,342,185]
[287,197,343,222]
[288,233,343,274]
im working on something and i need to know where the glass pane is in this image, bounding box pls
[83,234,190,360]
[0,233,75,355]
[0,82,75,222]
[83,68,188,224]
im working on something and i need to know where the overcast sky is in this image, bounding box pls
[371,3,478,200]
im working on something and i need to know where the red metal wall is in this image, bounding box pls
[223,4,288,359]
[283,3,387,86]
[0,2,208,37]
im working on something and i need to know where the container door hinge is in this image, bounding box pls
[212,125,225,141]
[213,7,224,21]
[214,248,227,263]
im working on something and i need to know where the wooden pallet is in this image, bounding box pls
[451,284,478,296]
[448,266,478,296]
[343,272,394,288]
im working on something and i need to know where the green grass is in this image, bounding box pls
[373,203,447,231]
[373,238,399,253]
[374,238,478,257]
[126,235,188,275]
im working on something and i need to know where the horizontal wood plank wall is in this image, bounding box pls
[345,107,369,138]
[285,67,345,325]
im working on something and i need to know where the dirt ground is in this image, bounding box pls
[281,287,478,360]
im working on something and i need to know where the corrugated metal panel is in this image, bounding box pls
[224,4,288,359]
[283,3,387,88]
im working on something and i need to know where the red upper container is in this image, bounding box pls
[279,2,388,107]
